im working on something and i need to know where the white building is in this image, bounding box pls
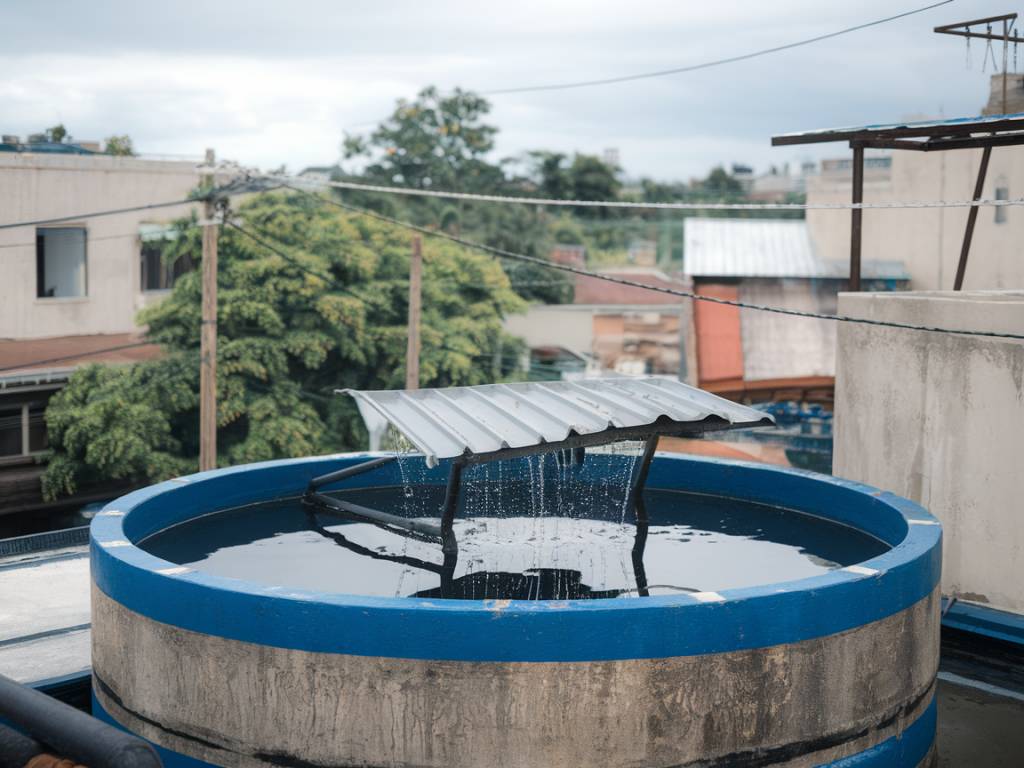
[0,148,207,496]
[806,76,1024,291]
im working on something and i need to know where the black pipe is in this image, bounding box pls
[0,722,45,768]
[0,674,161,768]
[306,455,396,494]
[306,493,444,543]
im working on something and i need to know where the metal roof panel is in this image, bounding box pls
[345,377,773,466]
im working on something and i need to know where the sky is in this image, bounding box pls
[1,0,1017,181]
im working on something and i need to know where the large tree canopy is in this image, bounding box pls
[42,191,525,499]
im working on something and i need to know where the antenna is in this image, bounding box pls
[935,13,1023,113]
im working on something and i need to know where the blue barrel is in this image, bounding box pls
[90,454,941,767]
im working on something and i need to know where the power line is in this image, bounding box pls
[225,220,369,303]
[287,186,1024,342]
[341,2,952,130]
[0,198,202,232]
[0,223,198,250]
[280,174,1024,212]
[483,1,954,94]
[0,342,156,375]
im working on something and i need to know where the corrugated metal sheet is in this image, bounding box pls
[345,377,773,466]
[772,111,1024,145]
[685,219,818,278]
[683,218,908,280]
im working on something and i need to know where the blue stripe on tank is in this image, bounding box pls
[91,454,941,662]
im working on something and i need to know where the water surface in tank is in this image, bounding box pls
[141,481,889,600]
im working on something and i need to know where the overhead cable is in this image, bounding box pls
[0,198,201,231]
[483,1,954,94]
[285,186,1024,342]
[0,342,156,375]
[277,175,1023,212]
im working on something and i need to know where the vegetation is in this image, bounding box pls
[42,85,792,498]
[104,135,136,156]
[41,192,524,499]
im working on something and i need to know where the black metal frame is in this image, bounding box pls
[772,112,1024,292]
[303,418,767,549]
[299,420,741,598]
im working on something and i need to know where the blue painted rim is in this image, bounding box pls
[91,453,941,662]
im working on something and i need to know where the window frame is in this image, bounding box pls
[0,401,49,464]
[35,225,89,299]
[994,186,1009,225]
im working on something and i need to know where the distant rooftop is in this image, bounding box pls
[574,267,687,306]
[683,218,907,280]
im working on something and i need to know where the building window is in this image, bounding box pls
[0,402,48,459]
[36,227,87,298]
[995,186,1008,224]
[140,225,192,291]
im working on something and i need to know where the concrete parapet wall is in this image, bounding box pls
[834,290,1024,614]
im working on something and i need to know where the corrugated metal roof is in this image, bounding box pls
[683,218,908,280]
[772,111,1024,146]
[345,377,773,466]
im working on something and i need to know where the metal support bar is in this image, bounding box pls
[305,493,443,544]
[631,497,650,598]
[0,674,161,768]
[626,434,659,518]
[440,461,463,554]
[307,455,396,493]
[954,145,992,291]
[850,144,865,292]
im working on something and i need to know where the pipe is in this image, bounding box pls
[306,455,396,493]
[0,722,45,768]
[0,674,161,768]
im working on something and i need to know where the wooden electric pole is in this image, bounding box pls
[199,148,219,471]
[405,236,422,391]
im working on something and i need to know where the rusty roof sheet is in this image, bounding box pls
[345,377,773,466]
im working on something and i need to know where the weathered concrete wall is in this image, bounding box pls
[834,291,1024,613]
[0,153,202,340]
[92,585,938,768]
[806,145,1024,291]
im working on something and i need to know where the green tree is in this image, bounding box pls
[45,124,67,143]
[340,87,573,305]
[41,191,525,499]
[104,135,136,156]
[344,86,503,193]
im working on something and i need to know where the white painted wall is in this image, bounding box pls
[833,290,1024,614]
[0,153,204,340]
[806,145,1024,292]
[503,305,602,356]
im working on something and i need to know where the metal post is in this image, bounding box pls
[199,148,218,471]
[405,235,422,391]
[626,435,659,519]
[954,146,992,291]
[849,144,865,292]
[440,461,463,554]
[1004,19,1010,114]
[631,498,650,597]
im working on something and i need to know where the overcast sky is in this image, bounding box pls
[1,0,1015,180]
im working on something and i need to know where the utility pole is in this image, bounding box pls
[405,235,422,391]
[199,148,218,471]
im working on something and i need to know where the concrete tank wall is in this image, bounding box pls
[834,290,1024,615]
[90,454,942,768]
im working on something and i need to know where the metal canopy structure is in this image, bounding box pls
[772,110,1024,291]
[344,377,773,468]
[303,378,773,584]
